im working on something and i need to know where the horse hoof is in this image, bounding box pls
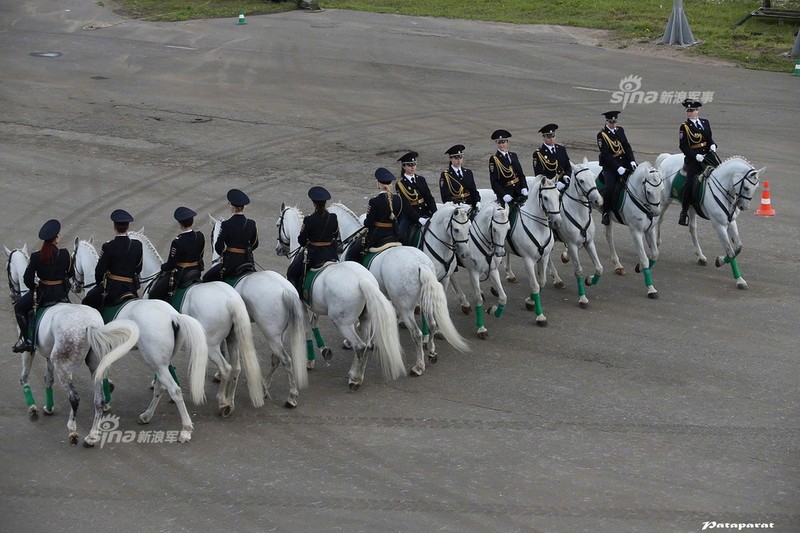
[579,301,589,309]
[306,359,315,370]
[137,414,150,425]
[322,347,333,360]
[349,382,360,392]
[698,258,707,266]
[284,400,298,409]
[178,432,192,443]
[507,276,518,284]
[560,252,570,264]
[43,406,54,416]
[615,267,626,276]
[536,319,548,327]
[219,405,233,418]
[148,379,155,390]
[554,281,565,289]
[490,287,499,297]
[434,331,444,340]
[461,306,471,315]
[635,263,642,273]
[29,407,39,422]
[525,300,535,311]
[647,292,659,299]
[211,372,221,384]
[69,434,78,446]
[409,367,423,377]
[737,281,749,290]
[428,354,438,365]
[102,403,111,413]
[477,330,488,340]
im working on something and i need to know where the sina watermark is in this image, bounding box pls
[610,75,715,109]
[97,413,182,448]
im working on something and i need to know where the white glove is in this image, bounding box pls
[710,144,717,152]
[521,188,529,196]
[474,202,481,211]
[556,182,566,191]
[696,154,705,162]
[419,217,429,226]
[630,161,637,170]
[503,194,513,204]
[617,166,626,175]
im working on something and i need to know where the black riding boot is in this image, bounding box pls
[12,312,32,353]
[679,187,691,226]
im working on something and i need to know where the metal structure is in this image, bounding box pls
[662,0,700,46]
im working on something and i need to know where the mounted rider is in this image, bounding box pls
[203,188,258,281]
[439,144,481,213]
[12,219,74,353]
[678,98,717,226]
[82,209,143,310]
[396,151,437,245]
[597,111,637,226]
[287,186,340,296]
[150,207,205,301]
[489,129,527,208]
[345,168,403,262]
[532,124,572,191]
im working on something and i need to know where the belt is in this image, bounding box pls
[690,142,707,149]
[176,261,199,268]
[107,274,134,283]
[226,247,247,253]
[409,200,424,206]
[39,279,63,286]
[309,241,332,246]
[374,221,394,228]
[505,178,519,186]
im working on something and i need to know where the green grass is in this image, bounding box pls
[112,0,800,72]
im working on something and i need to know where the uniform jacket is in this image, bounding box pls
[365,191,402,248]
[439,166,481,206]
[679,118,715,166]
[597,126,636,178]
[162,230,205,273]
[24,247,73,304]
[532,144,572,180]
[489,150,526,199]
[396,174,437,222]
[96,235,143,295]
[298,211,340,269]
[214,214,258,273]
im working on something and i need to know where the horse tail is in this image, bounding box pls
[359,279,406,381]
[418,266,469,353]
[91,319,140,382]
[282,287,309,391]
[170,312,208,376]
[655,153,670,169]
[228,296,265,407]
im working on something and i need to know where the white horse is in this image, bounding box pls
[5,245,139,446]
[478,175,563,326]
[546,161,605,308]
[276,205,406,390]
[416,203,472,293]
[130,230,264,416]
[209,215,308,406]
[71,238,209,442]
[599,161,665,298]
[447,201,511,339]
[655,153,764,289]
[328,203,469,376]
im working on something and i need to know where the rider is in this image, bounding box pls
[396,151,437,244]
[597,111,637,226]
[532,124,572,191]
[12,219,74,353]
[678,98,717,226]
[203,188,258,281]
[149,207,205,301]
[82,209,143,310]
[440,144,481,211]
[489,129,527,207]
[346,168,403,262]
[287,186,340,296]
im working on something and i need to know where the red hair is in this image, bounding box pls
[39,240,57,264]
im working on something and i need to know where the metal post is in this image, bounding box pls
[792,29,800,57]
[662,0,700,46]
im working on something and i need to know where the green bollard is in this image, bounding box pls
[23,384,35,407]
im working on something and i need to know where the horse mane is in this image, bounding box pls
[720,155,752,166]
[129,230,161,261]
[78,239,100,261]
[330,202,359,221]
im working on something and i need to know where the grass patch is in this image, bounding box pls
[112,0,800,72]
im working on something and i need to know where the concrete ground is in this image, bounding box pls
[0,2,797,531]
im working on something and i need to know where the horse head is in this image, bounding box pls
[532,175,563,230]
[275,204,302,258]
[209,214,223,264]
[630,162,664,218]
[474,202,509,258]
[430,203,471,261]
[715,157,764,211]
[569,164,603,209]
[128,229,163,279]
[5,243,29,303]
[71,237,99,294]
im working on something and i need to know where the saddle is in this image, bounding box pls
[176,268,201,289]
[224,262,256,279]
[27,299,67,353]
[300,262,337,304]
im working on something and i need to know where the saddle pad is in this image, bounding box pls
[170,286,190,313]
[301,267,325,305]
[224,272,252,289]
[670,169,707,209]
[100,301,130,324]
[595,177,627,212]
[28,306,49,351]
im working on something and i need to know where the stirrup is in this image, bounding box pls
[678,211,688,227]
[12,338,32,353]
[601,212,610,226]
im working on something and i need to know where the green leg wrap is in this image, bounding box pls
[531,293,543,316]
[306,339,315,361]
[312,327,325,349]
[723,255,732,264]
[591,274,601,285]
[45,387,54,411]
[23,384,35,408]
[475,305,485,329]
[648,258,656,268]
[103,378,112,404]
[168,364,180,386]
[730,257,741,279]
[577,276,586,297]
[493,303,505,318]
[643,268,653,287]
[420,315,429,336]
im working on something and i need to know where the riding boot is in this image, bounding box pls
[679,190,691,226]
[12,312,32,353]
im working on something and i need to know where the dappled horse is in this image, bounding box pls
[210,215,308,407]
[546,161,605,308]
[276,205,406,389]
[72,238,209,442]
[328,203,469,376]
[130,230,264,416]
[655,153,764,289]
[447,201,511,338]
[5,245,139,446]
[478,175,563,326]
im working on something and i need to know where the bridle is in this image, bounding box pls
[6,249,28,303]
[625,167,663,220]
[276,208,301,259]
[422,207,470,280]
[709,166,759,222]
[561,167,598,242]
[514,181,559,257]
[470,204,508,264]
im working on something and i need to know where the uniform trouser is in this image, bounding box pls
[602,171,620,215]
[202,263,223,282]
[13,291,34,341]
[682,159,703,212]
[286,252,306,295]
[82,285,104,309]
[344,239,363,263]
[149,271,171,301]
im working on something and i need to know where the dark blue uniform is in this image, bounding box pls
[203,214,258,280]
[287,211,340,292]
[396,173,437,243]
[597,125,636,217]
[82,235,143,308]
[489,150,526,206]
[150,230,205,299]
[366,191,403,249]
[440,167,481,207]
[533,144,572,182]
[679,117,715,212]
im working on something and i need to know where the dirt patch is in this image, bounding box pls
[598,35,738,68]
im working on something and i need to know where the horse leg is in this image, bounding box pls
[43,356,56,416]
[485,266,508,319]
[714,221,748,289]
[631,229,658,299]
[399,308,424,377]
[688,211,708,265]
[309,313,332,361]
[549,256,565,289]
[262,353,280,400]
[522,256,547,326]
[568,242,589,308]
[449,276,472,315]
[152,365,193,442]
[84,351,107,447]
[20,352,39,421]
[421,313,438,364]
[503,255,517,283]
[338,323,367,390]
[207,345,232,417]
[583,240,604,289]
[605,223,625,275]
[222,336,242,416]
[139,371,167,425]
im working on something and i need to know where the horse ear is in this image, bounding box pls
[582,156,589,165]
[139,226,145,234]
[74,236,80,249]
[208,213,216,224]
[22,243,28,255]
[3,245,10,257]
[757,167,766,176]
[280,202,285,212]
[88,236,94,245]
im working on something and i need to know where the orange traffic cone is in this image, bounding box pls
[755,180,776,216]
